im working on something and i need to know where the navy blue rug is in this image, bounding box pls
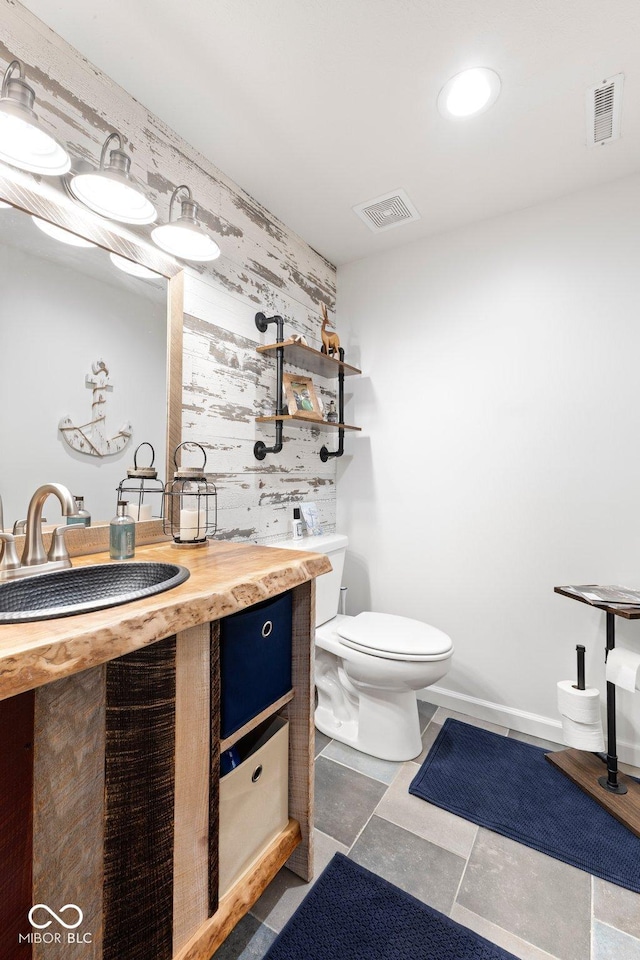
[409,718,640,893]
[264,853,516,960]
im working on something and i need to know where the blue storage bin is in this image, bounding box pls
[220,591,292,739]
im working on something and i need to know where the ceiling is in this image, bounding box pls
[20,0,640,265]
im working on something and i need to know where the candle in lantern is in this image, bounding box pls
[179,507,205,540]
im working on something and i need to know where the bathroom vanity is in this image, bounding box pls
[0,538,330,960]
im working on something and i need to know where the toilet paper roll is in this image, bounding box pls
[605,648,640,693]
[556,680,601,724]
[561,715,605,752]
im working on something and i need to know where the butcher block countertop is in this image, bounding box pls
[0,539,331,702]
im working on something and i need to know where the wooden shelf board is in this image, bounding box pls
[256,414,361,432]
[546,748,640,838]
[174,818,301,960]
[555,585,640,620]
[220,690,295,752]
[257,339,361,378]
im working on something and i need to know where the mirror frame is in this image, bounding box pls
[0,169,184,518]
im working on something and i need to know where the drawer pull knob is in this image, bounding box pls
[251,764,263,783]
[261,620,273,638]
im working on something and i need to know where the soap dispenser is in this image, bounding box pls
[110,500,135,560]
[67,494,91,526]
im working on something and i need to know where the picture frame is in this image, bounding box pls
[282,372,323,420]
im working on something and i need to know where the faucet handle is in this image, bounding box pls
[0,532,21,571]
[47,525,73,565]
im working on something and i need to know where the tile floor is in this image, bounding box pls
[213,703,640,960]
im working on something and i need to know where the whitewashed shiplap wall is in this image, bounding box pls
[2,0,339,543]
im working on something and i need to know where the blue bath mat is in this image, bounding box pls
[264,853,516,960]
[409,718,640,893]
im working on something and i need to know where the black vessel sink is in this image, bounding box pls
[0,562,190,624]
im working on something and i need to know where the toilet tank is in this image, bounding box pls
[269,533,347,627]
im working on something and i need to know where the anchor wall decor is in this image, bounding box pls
[59,359,132,458]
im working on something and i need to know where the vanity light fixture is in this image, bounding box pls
[0,60,71,175]
[67,131,157,225]
[151,184,221,262]
[109,252,162,280]
[32,215,97,248]
[437,67,501,119]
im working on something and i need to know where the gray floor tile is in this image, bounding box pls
[375,761,477,859]
[414,721,442,765]
[321,739,402,784]
[592,919,640,960]
[433,706,508,736]
[508,729,563,752]
[314,728,331,757]
[314,755,387,846]
[251,829,348,933]
[212,914,277,960]
[593,878,640,940]
[417,698,437,732]
[451,905,562,960]
[349,814,465,914]
[457,828,591,960]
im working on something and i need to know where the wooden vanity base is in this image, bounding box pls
[175,819,301,960]
[0,541,323,959]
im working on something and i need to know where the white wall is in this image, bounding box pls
[337,174,640,763]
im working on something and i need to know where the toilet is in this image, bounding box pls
[274,533,453,762]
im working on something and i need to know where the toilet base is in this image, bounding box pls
[315,688,423,762]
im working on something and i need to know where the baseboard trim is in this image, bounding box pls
[419,685,640,769]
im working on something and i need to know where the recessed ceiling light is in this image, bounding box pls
[437,67,501,119]
[32,215,97,248]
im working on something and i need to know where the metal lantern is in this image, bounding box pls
[163,441,217,546]
[116,442,165,521]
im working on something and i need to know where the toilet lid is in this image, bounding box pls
[337,612,453,660]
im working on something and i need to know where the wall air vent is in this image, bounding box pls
[586,74,623,146]
[352,189,421,233]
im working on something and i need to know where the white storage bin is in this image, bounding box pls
[219,716,289,897]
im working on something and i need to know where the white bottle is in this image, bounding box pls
[292,507,303,540]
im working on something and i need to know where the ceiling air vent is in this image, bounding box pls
[352,189,420,233]
[586,74,623,146]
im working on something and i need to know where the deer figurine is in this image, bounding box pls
[320,304,341,357]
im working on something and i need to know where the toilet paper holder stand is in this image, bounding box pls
[551,586,640,839]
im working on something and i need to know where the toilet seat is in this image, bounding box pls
[336,612,453,662]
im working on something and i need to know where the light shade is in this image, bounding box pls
[0,60,70,175]
[109,252,162,280]
[68,131,156,225]
[32,215,97,248]
[437,67,501,119]
[151,185,220,262]
[0,200,11,209]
